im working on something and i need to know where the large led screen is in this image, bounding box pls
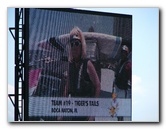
[27,8,132,121]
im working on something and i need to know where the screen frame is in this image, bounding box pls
[24,8,132,121]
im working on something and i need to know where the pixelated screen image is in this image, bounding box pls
[27,8,132,121]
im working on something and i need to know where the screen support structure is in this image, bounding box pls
[8,8,26,121]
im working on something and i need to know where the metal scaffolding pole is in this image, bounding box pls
[8,8,25,121]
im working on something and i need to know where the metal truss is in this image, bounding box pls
[8,8,25,121]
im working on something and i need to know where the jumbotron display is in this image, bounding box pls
[26,8,132,121]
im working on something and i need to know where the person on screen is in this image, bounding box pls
[113,45,131,121]
[63,27,101,121]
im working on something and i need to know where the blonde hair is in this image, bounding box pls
[68,27,86,62]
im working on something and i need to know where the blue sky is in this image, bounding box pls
[8,8,15,121]
[8,8,159,122]
[8,8,15,85]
